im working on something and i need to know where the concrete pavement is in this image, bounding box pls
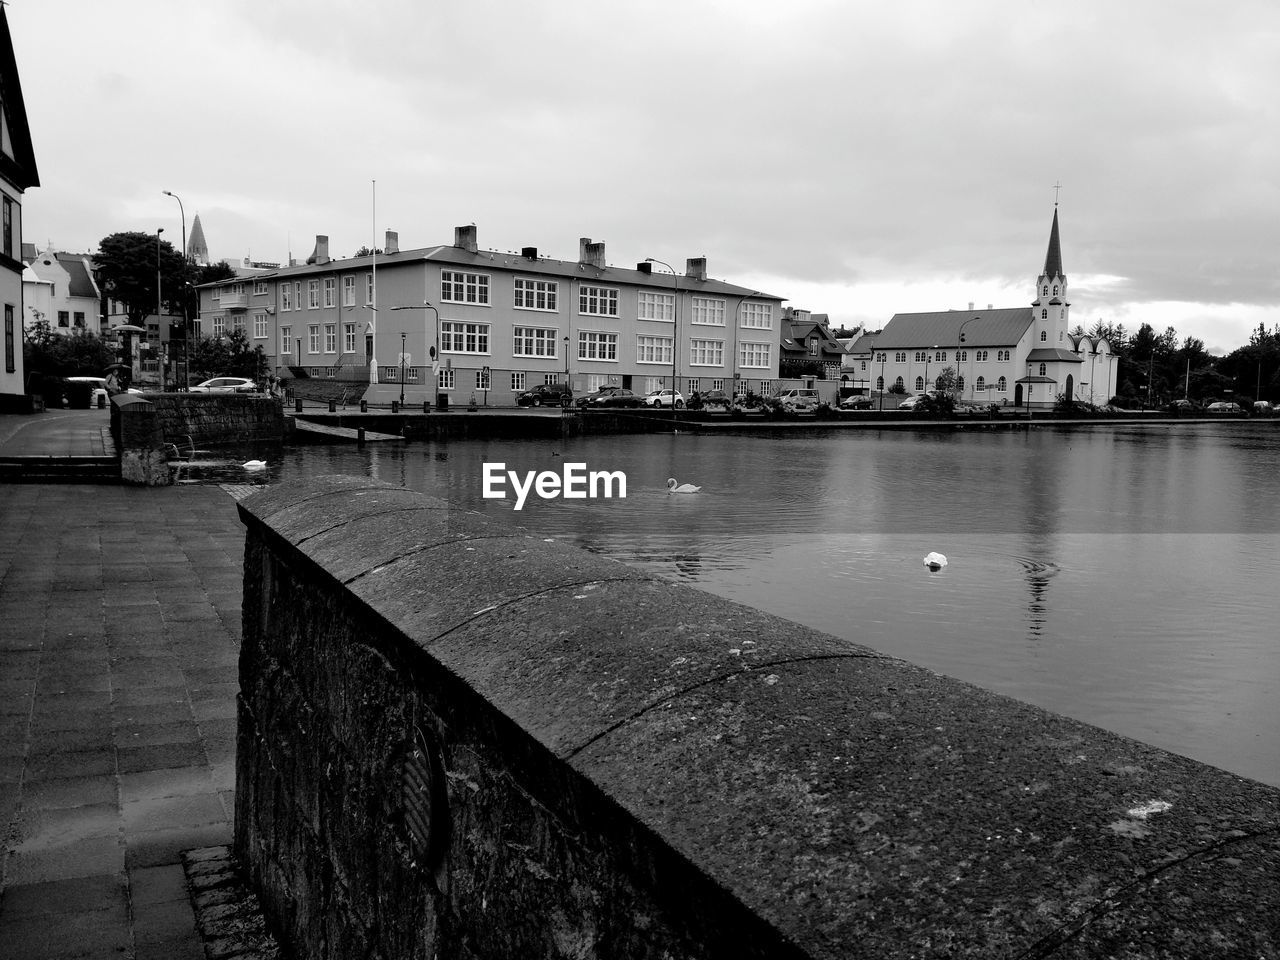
[0,410,254,958]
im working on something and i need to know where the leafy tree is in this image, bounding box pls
[182,261,237,323]
[188,329,267,383]
[353,246,383,258]
[95,231,187,325]
[23,322,118,377]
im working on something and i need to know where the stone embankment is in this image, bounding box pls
[236,476,1280,960]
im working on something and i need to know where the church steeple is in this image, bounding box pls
[1042,206,1064,281]
[187,213,209,266]
[1033,203,1070,343]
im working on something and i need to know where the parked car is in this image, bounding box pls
[516,383,573,407]
[774,388,822,412]
[190,376,257,394]
[1205,401,1245,414]
[574,386,627,408]
[64,376,111,408]
[643,389,685,408]
[1253,400,1275,415]
[595,388,644,408]
[897,394,930,410]
[698,389,733,407]
[1166,399,1198,413]
[838,395,874,410]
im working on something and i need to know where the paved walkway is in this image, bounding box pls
[0,411,250,958]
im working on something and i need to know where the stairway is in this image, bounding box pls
[0,455,120,484]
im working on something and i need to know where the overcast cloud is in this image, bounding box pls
[13,0,1280,353]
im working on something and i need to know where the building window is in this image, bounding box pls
[689,338,724,366]
[253,313,268,338]
[636,335,673,364]
[324,324,337,353]
[280,283,293,311]
[514,278,558,312]
[2,198,11,259]
[637,291,675,322]
[956,375,965,391]
[690,297,725,326]
[1040,331,1047,341]
[957,350,967,362]
[740,302,773,329]
[254,280,268,295]
[441,270,490,305]
[976,376,986,391]
[1039,363,1047,376]
[212,316,226,338]
[1052,285,1058,296]
[511,371,526,391]
[475,368,491,390]
[739,341,771,368]
[578,330,618,361]
[512,326,558,358]
[58,311,70,327]
[686,379,699,393]
[304,280,317,309]
[711,379,725,391]
[365,273,374,305]
[281,327,292,355]
[999,350,1010,361]
[876,376,884,391]
[342,275,356,307]
[895,351,906,363]
[1041,309,1048,319]
[440,321,490,354]
[439,368,455,390]
[382,366,401,382]
[543,373,561,385]
[808,339,819,357]
[323,278,336,308]
[894,376,905,391]
[579,285,619,317]
[4,305,13,373]
[935,350,946,361]
[304,325,318,353]
[344,323,356,354]
[73,312,86,328]
[996,377,1007,391]
[588,374,613,390]
[915,376,924,391]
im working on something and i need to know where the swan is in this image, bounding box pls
[242,460,268,470]
[923,552,948,570]
[667,478,701,494]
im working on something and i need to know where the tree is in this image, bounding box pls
[188,329,267,383]
[95,231,187,325]
[182,261,237,322]
[23,324,118,378]
[353,246,383,258]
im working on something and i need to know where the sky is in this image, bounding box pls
[11,0,1280,355]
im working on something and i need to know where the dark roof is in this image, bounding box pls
[199,244,784,301]
[845,332,880,354]
[1026,347,1083,363]
[781,320,849,358]
[1042,206,1063,279]
[878,307,1032,350]
[55,253,98,299]
[0,7,39,190]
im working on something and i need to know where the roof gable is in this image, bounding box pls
[0,7,39,190]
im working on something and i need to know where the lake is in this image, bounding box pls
[210,420,1280,787]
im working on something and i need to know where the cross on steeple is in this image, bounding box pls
[1053,181,1063,206]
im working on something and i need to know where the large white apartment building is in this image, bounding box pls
[196,225,785,403]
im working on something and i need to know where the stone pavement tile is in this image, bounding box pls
[124,822,233,870]
[192,699,237,723]
[0,873,127,919]
[35,674,113,695]
[135,935,207,960]
[0,691,32,718]
[0,755,24,784]
[132,895,200,946]
[24,748,115,782]
[122,794,227,835]
[0,717,27,752]
[112,698,193,724]
[30,708,112,735]
[20,775,117,811]
[127,863,189,906]
[31,690,113,718]
[13,802,121,846]
[5,835,125,885]
[209,760,235,793]
[27,727,113,755]
[120,766,217,804]
[117,741,208,774]
[0,908,132,960]
[114,721,202,749]
[111,686,191,710]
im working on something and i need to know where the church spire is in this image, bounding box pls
[1042,206,1064,280]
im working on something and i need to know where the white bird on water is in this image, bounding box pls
[242,460,268,470]
[923,552,948,570]
[667,478,701,494]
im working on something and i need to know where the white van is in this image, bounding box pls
[774,388,821,412]
[65,377,111,408]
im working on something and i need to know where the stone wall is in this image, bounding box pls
[111,394,169,485]
[148,393,285,444]
[237,476,1280,959]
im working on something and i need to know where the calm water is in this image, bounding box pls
[204,422,1280,786]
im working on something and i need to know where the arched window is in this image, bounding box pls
[1041,309,1048,319]
[876,376,884,391]
[1040,331,1047,341]
[1042,285,1048,295]
[997,376,1007,391]
[976,376,986,391]
[1052,285,1058,296]
[934,376,944,391]
[914,376,924,391]
[957,375,965,391]
[1059,331,1064,341]
[1039,363,1047,376]
[894,376,904,391]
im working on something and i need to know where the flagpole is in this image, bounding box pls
[370,179,378,384]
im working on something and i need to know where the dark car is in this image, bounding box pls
[574,386,627,408]
[838,395,874,410]
[1166,399,1198,413]
[515,383,573,407]
[596,388,643,408]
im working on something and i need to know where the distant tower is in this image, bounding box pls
[187,214,209,266]
[1031,204,1070,345]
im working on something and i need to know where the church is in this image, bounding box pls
[868,207,1118,408]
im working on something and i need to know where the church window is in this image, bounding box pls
[998,350,1010,361]
[1039,363,1047,376]
[1042,285,1048,296]
[997,376,1007,391]
[1060,309,1065,320]
[876,376,884,391]
[1053,286,1058,296]
[1040,331,1047,342]
[894,376,904,391]
[958,350,967,362]
[914,377,924,391]
[976,376,986,391]
[935,350,946,362]
[1059,331,1064,341]
[1041,309,1048,319]
[957,375,965,391]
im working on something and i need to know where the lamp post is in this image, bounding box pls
[156,228,165,390]
[645,258,679,405]
[958,318,982,402]
[389,301,440,407]
[879,350,887,410]
[162,190,186,389]
[399,331,406,407]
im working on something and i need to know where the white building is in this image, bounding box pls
[871,208,1118,408]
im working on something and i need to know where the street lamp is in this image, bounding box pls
[162,190,187,390]
[645,257,679,403]
[958,318,982,402]
[879,350,887,410]
[923,344,938,395]
[399,331,406,407]
[156,228,165,390]
[389,301,440,407]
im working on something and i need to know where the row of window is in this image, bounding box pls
[879,349,1012,363]
[259,271,774,327]
[877,375,1011,392]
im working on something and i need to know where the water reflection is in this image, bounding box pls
[196,422,1280,786]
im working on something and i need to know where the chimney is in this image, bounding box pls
[579,238,605,269]
[685,257,707,282]
[385,230,399,255]
[636,262,652,275]
[306,235,330,266]
[987,303,993,310]
[521,246,538,261]
[454,225,478,253]
[968,302,974,311]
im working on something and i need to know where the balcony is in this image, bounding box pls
[218,291,249,311]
